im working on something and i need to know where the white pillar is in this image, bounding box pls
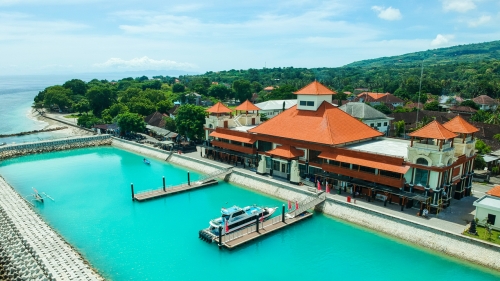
[290,160,300,184]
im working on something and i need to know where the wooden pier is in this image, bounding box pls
[132,168,233,202]
[201,193,326,249]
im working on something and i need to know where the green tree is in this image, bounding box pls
[373,104,392,114]
[164,117,176,132]
[233,79,252,102]
[141,89,166,104]
[393,106,411,113]
[43,86,72,110]
[63,79,87,96]
[260,113,269,121]
[157,100,174,114]
[475,139,491,154]
[460,100,480,110]
[471,110,492,122]
[473,155,486,170]
[485,113,500,125]
[267,85,297,100]
[423,101,440,111]
[208,84,232,100]
[127,97,156,116]
[394,120,405,137]
[172,83,185,93]
[108,103,129,118]
[86,86,116,117]
[251,81,263,93]
[77,114,101,128]
[115,112,146,134]
[73,99,90,115]
[175,104,206,139]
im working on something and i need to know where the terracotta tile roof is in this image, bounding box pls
[266,145,304,159]
[408,120,458,140]
[473,95,498,105]
[210,131,256,144]
[448,105,477,114]
[144,111,167,127]
[263,86,274,91]
[249,102,383,145]
[319,151,411,174]
[294,81,336,95]
[235,100,261,111]
[486,185,500,197]
[357,92,388,99]
[443,116,479,134]
[206,102,232,113]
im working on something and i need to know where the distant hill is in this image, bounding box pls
[344,40,500,68]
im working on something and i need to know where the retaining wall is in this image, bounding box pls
[0,135,112,160]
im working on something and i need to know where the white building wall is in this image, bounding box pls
[296,95,331,111]
[475,206,500,230]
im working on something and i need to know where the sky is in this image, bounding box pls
[0,0,499,76]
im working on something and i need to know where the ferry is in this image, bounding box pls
[207,205,278,236]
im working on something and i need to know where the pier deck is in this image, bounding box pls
[215,212,313,249]
[133,168,233,202]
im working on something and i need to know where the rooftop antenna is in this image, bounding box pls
[416,58,424,128]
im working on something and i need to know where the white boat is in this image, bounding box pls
[143,158,151,165]
[207,205,278,236]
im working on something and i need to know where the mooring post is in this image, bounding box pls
[218,226,222,249]
[188,172,191,186]
[163,176,166,191]
[131,183,135,201]
[282,204,285,223]
[256,216,259,233]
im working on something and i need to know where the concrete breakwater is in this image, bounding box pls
[0,177,103,280]
[0,135,112,161]
[112,140,500,271]
[0,126,67,138]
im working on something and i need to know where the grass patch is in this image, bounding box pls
[463,225,500,245]
[63,114,80,118]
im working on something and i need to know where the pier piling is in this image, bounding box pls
[163,177,166,191]
[187,172,191,186]
[218,226,222,249]
[282,204,285,223]
[255,216,259,233]
[131,183,135,201]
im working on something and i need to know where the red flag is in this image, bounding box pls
[326,184,330,193]
[317,180,321,191]
[295,201,299,210]
[225,218,229,233]
[288,200,292,210]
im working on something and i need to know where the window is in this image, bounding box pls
[341,162,350,169]
[351,164,359,170]
[360,166,376,174]
[370,123,374,127]
[300,101,306,106]
[414,168,429,186]
[281,163,286,173]
[416,158,429,166]
[377,123,381,127]
[258,141,272,152]
[306,101,314,106]
[273,160,280,170]
[380,170,400,179]
[488,214,496,225]
[383,122,387,126]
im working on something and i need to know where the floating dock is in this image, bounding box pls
[200,193,326,249]
[132,168,233,202]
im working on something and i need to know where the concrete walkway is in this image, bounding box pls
[184,149,471,235]
[0,177,102,280]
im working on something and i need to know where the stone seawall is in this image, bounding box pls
[0,177,103,280]
[111,140,500,271]
[0,135,112,161]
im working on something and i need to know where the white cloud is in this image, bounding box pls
[431,34,454,46]
[442,0,476,13]
[93,56,198,71]
[371,6,402,21]
[468,15,491,27]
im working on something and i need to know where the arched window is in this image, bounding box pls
[208,124,213,129]
[416,158,428,166]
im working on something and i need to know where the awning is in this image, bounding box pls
[319,151,410,174]
[482,155,499,163]
[266,145,304,159]
[209,131,256,144]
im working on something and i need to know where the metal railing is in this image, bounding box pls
[222,215,284,244]
[288,193,326,218]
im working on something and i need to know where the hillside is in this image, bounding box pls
[183,40,500,100]
[345,40,500,68]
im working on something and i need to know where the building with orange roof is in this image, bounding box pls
[486,185,500,198]
[474,189,500,230]
[356,92,404,109]
[200,81,478,213]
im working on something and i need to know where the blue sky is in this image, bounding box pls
[0,0,499,75]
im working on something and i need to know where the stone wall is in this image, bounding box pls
[0,135,111,161]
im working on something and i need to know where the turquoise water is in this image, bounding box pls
[0,147,499,280]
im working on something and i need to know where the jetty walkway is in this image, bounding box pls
[204,193,326,249]
[133,167,233,202]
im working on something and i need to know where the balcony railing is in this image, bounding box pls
[413,142,452,151]
[322,164,404,188]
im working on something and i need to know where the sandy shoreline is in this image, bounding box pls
[29,109,92,138]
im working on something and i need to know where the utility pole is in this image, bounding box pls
[416,59,424,128]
